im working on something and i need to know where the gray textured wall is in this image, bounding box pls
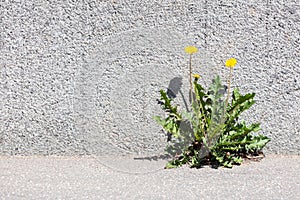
[0,0,299,156]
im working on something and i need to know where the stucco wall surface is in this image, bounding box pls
[0,0,299,155]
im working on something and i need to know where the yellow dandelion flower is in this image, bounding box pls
[225,58,237,68]
[193,74,200,79]
[185,46,198,54]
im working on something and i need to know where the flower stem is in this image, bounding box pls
[225,67,233,109]
[189,54,193,103]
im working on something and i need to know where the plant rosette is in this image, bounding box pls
[154,47,270,168]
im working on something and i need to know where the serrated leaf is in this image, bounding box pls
[246,135,271,152]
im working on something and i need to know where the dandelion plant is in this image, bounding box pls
[154,46,270,168]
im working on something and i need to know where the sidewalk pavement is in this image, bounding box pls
[0,154,299,199]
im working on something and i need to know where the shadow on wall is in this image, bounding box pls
[167,77,189,112]
[157,77,189,111]
[135,77,194,161]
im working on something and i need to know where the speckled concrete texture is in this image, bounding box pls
[0,1,299,155]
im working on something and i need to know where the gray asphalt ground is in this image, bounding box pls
[0,154,299,200]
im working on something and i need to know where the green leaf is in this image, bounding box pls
[207,76,226,147]
[155,90,182,138]
[246,135,271,152]
[233,156,243,164]
[165,160,181,169]
[226,88,256,125]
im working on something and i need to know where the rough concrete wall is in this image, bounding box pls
[0,0,299,155]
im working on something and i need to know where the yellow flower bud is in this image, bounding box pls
[193,74,200,79]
